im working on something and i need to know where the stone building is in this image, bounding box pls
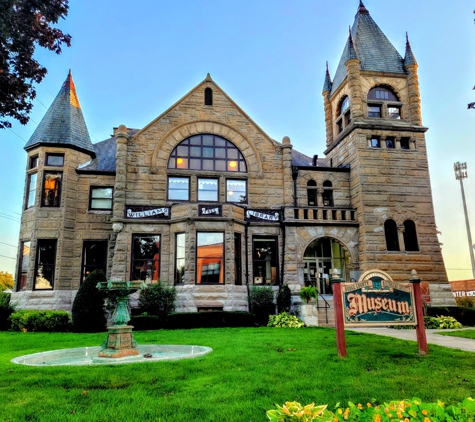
[12,2,454,318]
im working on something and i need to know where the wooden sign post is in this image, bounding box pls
[330,270,347,358]
[410,270,428,355]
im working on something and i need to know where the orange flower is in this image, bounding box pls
[367,403,372,408]
[423,418,431,422]
[358,403,363,410]
[422,409,428,415]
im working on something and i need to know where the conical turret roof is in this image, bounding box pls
[330,1,406,96]
[404,33,417,67]
[322,62,333,94]
[25,71,95,157]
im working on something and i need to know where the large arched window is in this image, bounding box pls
[403,220,419,251]
[336,96,351,133]
[368,86,401,119]
[384,219,400,251]
[168,134,247,172]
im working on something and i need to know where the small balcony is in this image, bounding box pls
[284,207,358,225]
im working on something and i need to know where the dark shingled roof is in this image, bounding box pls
[404,34,417,67]
[322,62,333,94]
[330,2,406,96]
[24,71,95,157]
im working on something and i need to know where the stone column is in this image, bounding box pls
[110,125,129,281]
[345,58,363,121]
[406,63,422,126]
[281,136,294,207]
[322,92,333,147]
[398,225,406,252]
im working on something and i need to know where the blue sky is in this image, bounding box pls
[1,0,475,281]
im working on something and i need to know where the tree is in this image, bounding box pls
[0,271,14,291]
[0,0,71,129]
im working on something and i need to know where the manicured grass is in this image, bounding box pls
[437,329,475,339]
[1,327,475,421]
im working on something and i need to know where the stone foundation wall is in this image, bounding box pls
[10,290,78,311]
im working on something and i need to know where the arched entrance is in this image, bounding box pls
[303,237,349,295]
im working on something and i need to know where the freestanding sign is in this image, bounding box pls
[332,269,428,357]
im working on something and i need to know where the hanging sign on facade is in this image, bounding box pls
[342,270,416,326]
[246,209,281,222]
[125,205,170,220]
[198,205,222,217]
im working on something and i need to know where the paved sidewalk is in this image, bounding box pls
[347,327,475,353]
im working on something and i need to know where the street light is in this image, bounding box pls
[454,162,475,279]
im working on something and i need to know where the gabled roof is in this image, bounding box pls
[24,71,95,157]
[330,1,406,96]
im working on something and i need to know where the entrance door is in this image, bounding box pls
[303,237,348,295]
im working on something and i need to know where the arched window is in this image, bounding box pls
[336,96,351,133]
[368,86,401,119]
[403,220,419,251]
[204,88,213,106]
[307,180,317,206]
[168,134,246,172]
[384,219,400,251]
[322,180,333,207]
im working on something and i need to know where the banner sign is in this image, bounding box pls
[342,278,416,326]
[125,206,170,220]
[246,209,281,222]
[198,205,222,217]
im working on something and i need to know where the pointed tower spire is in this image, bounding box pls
[347,27,358,61]
[356,0,370,16]
[25,71,95,157]
[404,32,417,67]
[322,61,333,94]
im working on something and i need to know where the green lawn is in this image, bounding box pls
[436,329,475,339]
[1,327,474,421]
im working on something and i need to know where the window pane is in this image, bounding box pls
[27,173,37,208]
[388,107,401,119]
[176,157,188,169]
[203,147,214,158]
[168,177,189,200]
[197,232,224,284]
[35,240,56,290]
[203,159,214,170]
[368,106,381,117]
[215,160,226,171]
[190,146,201,157]
[215,138,226,147]
[371,138,380,148]
[227,179,247,202]
[252,238,278,285]
[132,235,160,283]
[198,178,218,201]
[46,154,64,166]
[91,199,112,209]
[190,159,201,170]
[202,135,213,146]
[175,233,186,284]
[82,241,108,282]
[18,241,30,291]
[91,188,112,199]
[227,149,238,159]
[43,173,62,207]
[215,148,226,159]
[189,136,201,145]
[177,146,188,156]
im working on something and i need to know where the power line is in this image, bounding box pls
[0,241,17,248]
[0,208,21,216]
[7,127,27,142]
[0,214,21,223]
[0,254,16,260]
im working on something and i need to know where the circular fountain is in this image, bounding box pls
[11,281,212,366]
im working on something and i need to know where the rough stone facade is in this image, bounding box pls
[11,4,455,320]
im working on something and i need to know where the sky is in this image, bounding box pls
[1,0,475,282]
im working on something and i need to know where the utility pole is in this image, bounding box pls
[454,162,475,279]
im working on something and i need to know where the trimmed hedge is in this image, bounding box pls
[129,315,162,330]
[10,310,70,332]
[167,311,254,329]
[0,292,15,330]
[427,306,475,327]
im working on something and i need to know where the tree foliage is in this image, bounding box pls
[0,271,14,291]
[0,0,71,129]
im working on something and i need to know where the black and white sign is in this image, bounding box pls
[198,205,222,216]
[246,209,281,222]
[125,206,170,220]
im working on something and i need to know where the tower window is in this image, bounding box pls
[45,153,64,167]
[386,137,395,149]
[400,137,410,150]
[388,106,401,119]
[368,87,399,102]
[42,172,62,207]
[368,106,381,118]
[403,220,419,251]
[370,137,380,148]
[204,88,213,106]
[384,219,400,251]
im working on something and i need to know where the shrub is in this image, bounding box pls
[277,284,292,313]
[424,315,462,329]
[248,286,275,326]
[0,291,15,330]
[456,296,475,308]
[268,312,305,328]
[268,397,475,421]
[71,269,107,333]
[300,286,318,303]
[10,310,70,332]
[427,306,475,327]
[167,311,254,329]
[138,282,176,324]
[129,314,161,330]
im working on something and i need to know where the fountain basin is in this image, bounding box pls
[11,344,212,366]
